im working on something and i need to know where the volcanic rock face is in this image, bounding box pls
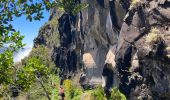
[34,0,170,99]
[80,0,126,86]
[50,0,126,85]
[116,0,170,99]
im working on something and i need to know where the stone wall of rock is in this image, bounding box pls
[116,0,170,99]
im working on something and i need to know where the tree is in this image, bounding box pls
[15,57,51,99]
[9,45,60,99]
[55,0,88,15]
[0,0,88,99]
[0,0,88,84]
[0,0,50,87]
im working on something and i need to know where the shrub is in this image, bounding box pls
[56,0,88,15]
[23,45,56,70]
[129,0,140,9]
[27,74,60,100]
[145,28,164,50]
[83,86,107,100]
[70,86,83,100]
[146,28,162,44]
[63,79,72,96]
[15,45,60,99]
[48,17,58,27]
[109,88,126,100]
[63,79,83,100]
[92,86,107,100]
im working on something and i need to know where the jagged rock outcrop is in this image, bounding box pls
[116,0,170,99]
[52,13,83,78]
[34,8,61,48]
[50,0,127,87]
[34,0,170,99]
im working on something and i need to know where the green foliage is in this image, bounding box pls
[109,88,127,100]
[55,0,89,15]
[71,87,83,100]
[28,74,60,100]
[0,0,87,99]
[0,31,25,86]
[0,0,88,91]
[22,45,56,69]
[16,57,50,91]
[49,74,60,100]
[0,0,52,91]
[0,84,12,100]
[48,16,58,27]
[36,18,60,48]
[63,79,72,95]
[0,50,14,85]
[0,0,50,22]
[83,86,107,100]
[63,79,83,100]
[14,45,59,99]
[0,56,54,99]
[82,87,126,100]
[63,79,73,99]
[16,69,35,91]
[92,86,106,100]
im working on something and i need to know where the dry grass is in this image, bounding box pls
[130,0,140,9]
[146,28,162,45]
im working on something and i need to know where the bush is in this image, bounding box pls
[146,28,162,44]
[22,45,56,70]
[83,86,107,100]
[27,74,60,100]
[63,79,83,100]
[63,79,72,97]
[109,88,126,100]
[70,86,83,100]
[13,45,60,99]
[129,0,140,9]
[145,28,164,50]
[92,86,107,100]
[62,80,126,100]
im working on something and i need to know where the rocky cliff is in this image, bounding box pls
[34,0,170,99]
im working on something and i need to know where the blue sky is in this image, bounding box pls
[11,11,50,47]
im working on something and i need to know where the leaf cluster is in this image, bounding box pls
[54,0,88,15]
[0,50,14,85]
[27,74,60,100]
[91,86,106,100]
[109,87,127,100]
[63,79,83,100]
[15,56,50,91]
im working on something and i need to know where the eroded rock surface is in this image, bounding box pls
[115,0,170,99]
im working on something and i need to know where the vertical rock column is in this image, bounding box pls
[81,0,118,85]
[54,10,84,78]
[115,4,148,97]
